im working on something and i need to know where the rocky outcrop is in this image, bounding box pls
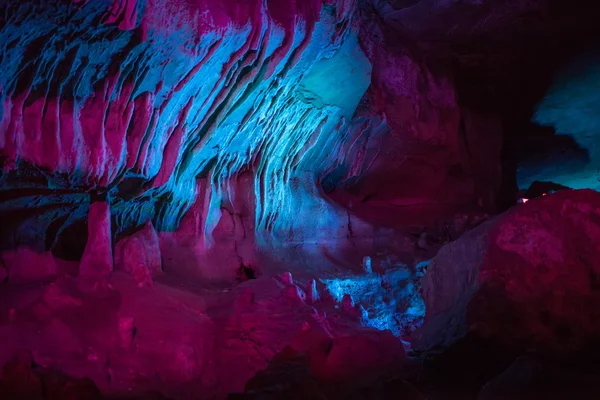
[0,0,371,252]
[114,219,161,286]
[321,5,504,230]
[79,199,113,280]
[0,263,419,399]
[413,189,600,358]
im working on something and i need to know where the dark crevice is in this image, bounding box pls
[44,213,70,251]
[236,263,258,282]
[51,220,88,261]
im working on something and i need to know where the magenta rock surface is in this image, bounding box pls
[79,200,113,279]
[4,1,600,399]
[114,220,162,278]
[0,247,78,283]
[0,0,373,252]
[413,189,600,357]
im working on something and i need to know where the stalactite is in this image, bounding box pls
[0,0,370,246]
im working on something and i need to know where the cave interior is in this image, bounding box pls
[2,0,600,399]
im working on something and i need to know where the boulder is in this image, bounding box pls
[413,190,600,358]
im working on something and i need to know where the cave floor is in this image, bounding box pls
[0,253,424,399]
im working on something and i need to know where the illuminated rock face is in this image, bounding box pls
[319,10,505,230]
[413,189,600,357]
[0,0,371,251]
[79,199,113,280]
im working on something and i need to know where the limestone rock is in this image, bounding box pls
[115,220,162,285]
[413,190,600,358]
[80,201,113,280]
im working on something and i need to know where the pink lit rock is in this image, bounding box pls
[79,200,113,281]
[119,317,136,349]
[36,319,85,364]
[0,261,7,283]
[104,0,138,31]
[283,284,307,302]
[281,272,294,285]
[306,279,320,304]
[341,294,367,320]
[42,281,83,311]
[341,294,354,310]
[1,0,369,249]
[115,220,162,286]
[309,331,407,383]
[235,288,255,312]
[158,176,260,284]
[413,189,600,357]
[325,15,505,229]
[0,350,103,399]
[0,257,416,399]
[0,247,77,284]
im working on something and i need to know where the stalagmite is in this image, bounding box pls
[79,196,113,280]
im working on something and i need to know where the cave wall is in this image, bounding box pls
[0,0,376,255]
[320,6,504,229]
[0,0,539,267]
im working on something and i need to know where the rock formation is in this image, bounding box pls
[2,0,600,399]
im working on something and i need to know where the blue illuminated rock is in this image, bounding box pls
[0,0,371,252]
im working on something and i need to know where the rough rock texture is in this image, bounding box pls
[0,0,525,259]
[0,267,415,399]
[5,1,600,398]
[1,1,600,250]
[320,262,427,337]
[413,189,600,357]
[0,0,372,252]
[0,247,78,283]
[321,10,504,228]
[114,219,162,285]
[79,200,113,280]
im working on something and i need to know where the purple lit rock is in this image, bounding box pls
[79,200,113,280]
[114,220,162,285]
[414,190,600,357]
